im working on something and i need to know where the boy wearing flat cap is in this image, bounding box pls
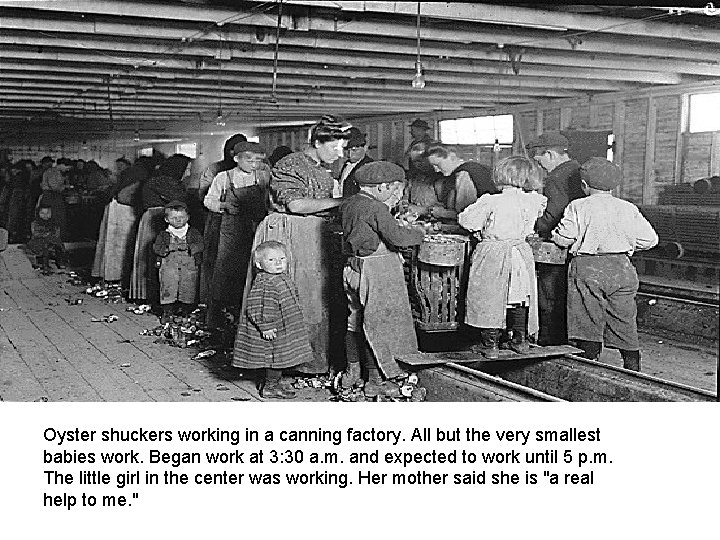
[339,161,425,398]
[551,158,658,371]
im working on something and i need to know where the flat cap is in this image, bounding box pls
[580,157,621,190]
[164,199,188,211]
[346,127,367,148]
[232,141,262,156]
[527,132,569,150]
[355,161,405,185]
[409,118,430,129]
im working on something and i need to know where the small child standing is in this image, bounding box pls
[152,201,203,322]
[339,161,425,398]
[458,156,547,357]
[551,157,658,371]
[233,241,312,399]
[27,204,66,273]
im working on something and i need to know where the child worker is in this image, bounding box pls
[152,201,204,323]
[550,157,658,371]
[233,241,313,399]
[339,161,425,398]
[458,156,547,358]
[27,203,66,273]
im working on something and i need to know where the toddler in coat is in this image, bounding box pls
[233,241,313,399]
[28,204,66,273]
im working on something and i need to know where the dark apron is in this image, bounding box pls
[210,178,266,309]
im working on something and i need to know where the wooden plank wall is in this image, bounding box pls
[259,84,720,205]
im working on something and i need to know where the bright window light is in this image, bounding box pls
[137,147,153,157]
[176,142,197,158]
[607,133,615,162]
[246,136,260,143]
[689,92,720,133]
[439,114,514,145]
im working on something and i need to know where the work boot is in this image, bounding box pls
[575,340,602,361]
[508,306,530,354]
[363,351,401,399]
[621,349,641,372]
[364,380,401,399]
[479,328,500,359]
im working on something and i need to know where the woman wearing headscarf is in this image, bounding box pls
[233,115,350,376]
[92,156,154,289]
[130,154,191,305]
[1,160,32,243]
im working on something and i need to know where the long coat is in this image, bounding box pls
[233,272,313,370]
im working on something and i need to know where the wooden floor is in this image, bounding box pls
[1,244,716,401]
[0,244,333,402]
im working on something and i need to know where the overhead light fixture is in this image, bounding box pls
[412,61,425,89]
[215,109,226,127]
[412,2,425,89]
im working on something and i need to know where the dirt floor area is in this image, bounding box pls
[1,244,717,401]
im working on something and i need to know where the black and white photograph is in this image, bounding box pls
[0,2,718,538]
[0,1,717,404]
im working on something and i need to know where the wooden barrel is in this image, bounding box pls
[417,234,467,266]
[409,234,471,332]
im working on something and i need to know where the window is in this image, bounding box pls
[175,142,197,158]
[246,135,260,143]
[689,92,720,133]
[137,147,153,157]
[439,114,513,145]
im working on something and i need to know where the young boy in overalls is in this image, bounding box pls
[551,158,658,371]
[339,161,425,398]
[153,201,204,322]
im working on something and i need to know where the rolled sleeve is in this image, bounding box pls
[551,204,579,248]
[203,172,226,213]
[633,210,659,251]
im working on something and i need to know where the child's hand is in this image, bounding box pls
[261,328,277,341]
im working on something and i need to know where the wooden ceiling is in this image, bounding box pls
[1,1,720,140]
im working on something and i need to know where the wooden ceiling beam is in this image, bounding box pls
[0,46,681,85]
[7,0,719,44]
[0,71,590,99]
[2,19,719,77]
[1,60,630,92]
[2,4,718,63]
[286,1,720,44]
